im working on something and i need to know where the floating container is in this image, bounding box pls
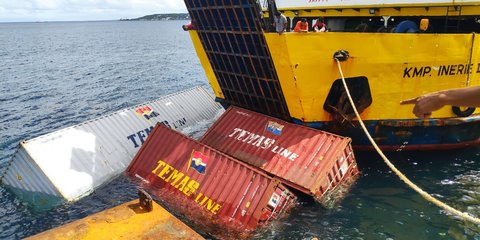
[126,124,297,239]
[1,86,224,210]
[26,197,205,240]
[200,106,359,206]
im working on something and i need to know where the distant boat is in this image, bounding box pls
[183,0,480,151]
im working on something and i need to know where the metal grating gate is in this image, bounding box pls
[184,0,291,121]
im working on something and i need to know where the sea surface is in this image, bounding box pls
[1,20,480,240]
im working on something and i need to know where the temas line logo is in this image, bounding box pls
[135,106,159,120]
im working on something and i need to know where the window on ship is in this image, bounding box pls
[263,15,480,33]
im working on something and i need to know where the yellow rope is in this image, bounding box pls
[335,58,480,225]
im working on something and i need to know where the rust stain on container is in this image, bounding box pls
[200,106,360,205]
[126,124,297,239]
[26,199,204,240]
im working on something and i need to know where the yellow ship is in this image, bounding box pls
[184,0,480,150]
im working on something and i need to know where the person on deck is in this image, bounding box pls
[313,17,327,32]
[293,18,309,32]
[182,21,196,31]
[355,21,369,32]
[274,11,287,34]
[400,86,480,118]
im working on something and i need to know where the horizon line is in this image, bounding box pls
[0,12,190,24]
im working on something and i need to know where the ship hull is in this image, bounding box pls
[185,1,480,151]
[293,115,480,151]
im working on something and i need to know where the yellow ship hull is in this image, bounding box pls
[191,31,480,150]
[264,32,480,121]
[185,0,480,152]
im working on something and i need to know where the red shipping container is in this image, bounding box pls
[200,106,360,206]
[126,124,297,239]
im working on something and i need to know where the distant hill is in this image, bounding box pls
[121,13,190,21]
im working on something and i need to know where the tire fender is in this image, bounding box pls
[452,106,475,117]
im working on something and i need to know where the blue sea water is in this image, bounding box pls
[1,20,480,240]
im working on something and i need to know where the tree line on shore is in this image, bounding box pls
[121,13,189,21]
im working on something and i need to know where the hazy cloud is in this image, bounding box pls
[0,0,187,22]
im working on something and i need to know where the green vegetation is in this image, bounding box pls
[121,13,190,21]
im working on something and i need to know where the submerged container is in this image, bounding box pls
[1,86,224,210]
[200,106,359,206]
[126,124,297,239]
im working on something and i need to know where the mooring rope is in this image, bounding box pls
[334,57,480,225]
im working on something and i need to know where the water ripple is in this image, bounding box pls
[1,20,480,240]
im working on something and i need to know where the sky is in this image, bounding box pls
[0,0,188,22]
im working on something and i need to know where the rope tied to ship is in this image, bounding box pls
[333,50,480,225]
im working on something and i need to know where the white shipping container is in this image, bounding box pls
[0,86,224,210]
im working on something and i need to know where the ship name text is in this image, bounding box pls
[403,63,480,78]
